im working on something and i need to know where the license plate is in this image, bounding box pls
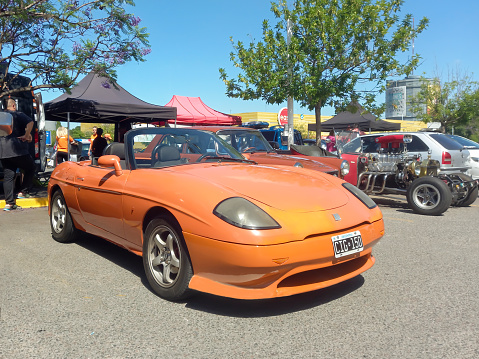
[331,231,363,258]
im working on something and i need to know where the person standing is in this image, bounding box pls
[325,130,337,153]
[87,126,97,157]
[91,127,108,164]
[55,126,75,164]
[0,98,35,211]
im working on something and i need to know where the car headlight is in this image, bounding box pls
[342,183,377,209]
[293,162,304,168]
[213,197,281,229]
[412,161,421,176]
[471,157,479,163]
[340,160,350,176]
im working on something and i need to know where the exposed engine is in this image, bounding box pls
[345,133,478,215]
[358,135,440,194]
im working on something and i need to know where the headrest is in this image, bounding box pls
[103,142,125,159]
[158,145,181,162]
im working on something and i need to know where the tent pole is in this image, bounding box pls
[67,112,70,161]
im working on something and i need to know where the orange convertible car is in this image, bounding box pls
[48,127,384,301]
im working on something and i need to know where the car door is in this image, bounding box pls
[75,165,128,238]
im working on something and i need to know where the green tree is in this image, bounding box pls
[0,0,150,97]
[456,89,479,142]
[220,0,428,140]
[68,125,85,139]
[410,75,479,134]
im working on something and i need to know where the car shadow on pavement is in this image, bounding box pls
[73,231,365,316]
[185,275,365,317]
[370,195,413,214]
[74,232,145,278]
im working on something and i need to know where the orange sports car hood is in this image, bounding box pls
[180,163,349,212]
[248,152,336,172]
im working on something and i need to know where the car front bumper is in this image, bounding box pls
[184,219,384,299]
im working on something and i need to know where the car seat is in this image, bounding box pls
[152,145,188,167]
[102,142,126,169]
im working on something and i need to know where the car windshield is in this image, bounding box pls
[341,136,362,153]
[125,127,246,169]
[216,129,275,153]
[446,134,479,149]
[334,131,362,153]
[429,133,464,150]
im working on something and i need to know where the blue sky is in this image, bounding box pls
[42,0,479,117]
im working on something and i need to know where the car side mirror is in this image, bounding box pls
[98,155,123,176]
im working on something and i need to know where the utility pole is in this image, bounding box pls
[286,12,294,148]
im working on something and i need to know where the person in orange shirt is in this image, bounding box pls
[56,126,75,164]
[88,126,97,157]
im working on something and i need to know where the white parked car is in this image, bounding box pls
[446,134,479,180]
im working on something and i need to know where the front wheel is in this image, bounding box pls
[406,177,452,216]
[50,190,79,243]
[143,217,193,301]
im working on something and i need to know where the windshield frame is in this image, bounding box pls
[124,127,245,170]
[216,129,276,153]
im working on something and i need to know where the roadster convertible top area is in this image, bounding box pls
[48,127,384,301]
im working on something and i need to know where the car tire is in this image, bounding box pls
[406,176,452,216]
[50,190,79,243]
[143,217,193,301]
[456,185,478,207]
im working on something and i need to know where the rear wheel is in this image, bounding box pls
[143,217,193,301]
[449,174,478,207]
[50,190,79,243]
[406,177,452,216]
[456,185,478,207]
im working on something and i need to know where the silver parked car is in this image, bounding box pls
[341,131,471,175]
[446,134,479,180]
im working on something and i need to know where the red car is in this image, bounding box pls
[193,126,350,178]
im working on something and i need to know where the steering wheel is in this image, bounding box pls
[241,147,257,153]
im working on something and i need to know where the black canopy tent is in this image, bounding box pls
[44,71,177,139]
[308,103,400,132]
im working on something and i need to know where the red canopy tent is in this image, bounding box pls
[164,95,241,126]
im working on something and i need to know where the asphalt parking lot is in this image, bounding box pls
[0,196,478,359]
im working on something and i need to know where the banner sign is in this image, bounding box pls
[386,86,407,118]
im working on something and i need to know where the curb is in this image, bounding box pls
[1,196,49,209]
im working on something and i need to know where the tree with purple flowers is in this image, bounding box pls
[0,0,151,97]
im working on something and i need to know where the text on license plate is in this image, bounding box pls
[331,231,364,258]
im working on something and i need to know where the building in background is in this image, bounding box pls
[386,75,432,121]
